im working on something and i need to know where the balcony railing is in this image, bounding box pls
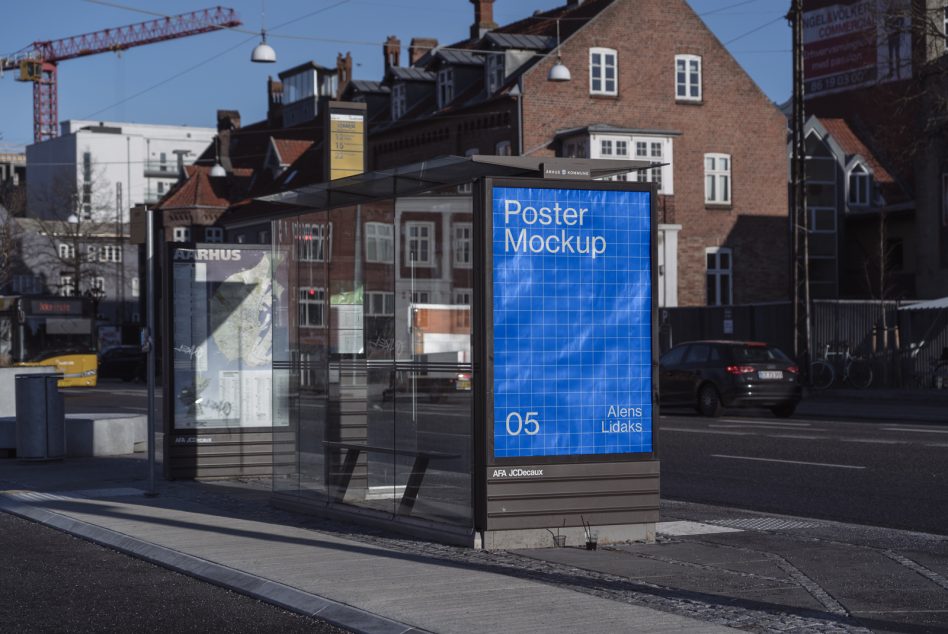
[143,161,175,178]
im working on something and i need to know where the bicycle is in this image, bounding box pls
[906,342,948,390]
[810,343,873,390]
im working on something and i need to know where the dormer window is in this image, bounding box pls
[848,163,871,206]
[392,83,406,120]
[437,68,455,108]
[486,54,505,94]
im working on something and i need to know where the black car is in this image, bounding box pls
[98,345,146,382]
[659,340,802,418]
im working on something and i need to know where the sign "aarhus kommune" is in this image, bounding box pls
[491,185,653,459]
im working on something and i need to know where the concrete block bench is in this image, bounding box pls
[0,413,146,457]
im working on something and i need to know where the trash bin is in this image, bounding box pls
[15,374,65,460]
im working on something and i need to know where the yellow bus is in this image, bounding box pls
[0,296,98,387]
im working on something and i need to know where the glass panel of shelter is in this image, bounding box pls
[272,187,474,527]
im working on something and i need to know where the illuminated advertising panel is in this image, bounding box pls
[491,183,653,459]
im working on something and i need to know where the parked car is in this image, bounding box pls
[98,345,146,382]
[659,340,802,418]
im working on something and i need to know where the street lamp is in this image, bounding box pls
[251,1,276,63]
[547,20,571,82]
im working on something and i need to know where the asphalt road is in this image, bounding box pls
[0,512,348,633]
[659,408,948,535]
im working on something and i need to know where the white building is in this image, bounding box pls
[26,120,215,222]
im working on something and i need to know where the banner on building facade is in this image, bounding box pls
[803,0,912,97]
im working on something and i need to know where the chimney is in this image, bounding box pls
[384,35,401,69]
[336,51,353,99]
[215,110,240,171]
[216,109,241,132]
[409,38,438,66]
[469,0,497,40]
[267,76,284,125]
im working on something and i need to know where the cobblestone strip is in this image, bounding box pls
[882,550,948,591]
[769,555,849,617]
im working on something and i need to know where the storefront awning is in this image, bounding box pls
[899,297,948,311]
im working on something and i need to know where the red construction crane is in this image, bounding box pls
[1,7,241,143]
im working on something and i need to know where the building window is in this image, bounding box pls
[495,140,512,156]
[453,223,473,268]
[848,163,871,207]
[437,68,454,108]
[59,275,75,297]
[12,275,40,295]
[487,54,505,93]
[98,245,123,262]
[365,291,395,316]
[172,227,191,242]
[405,221,435,267]
[58,243,75,260]
[160,152,168,171]
[706,248,732,306]
[297,222,331,262]
[411,291,430,304]
[298,288,326,327]
[391,83,406,120]
[453,288,472,328]
[365,222,394,263]
[91,276,106,294]
[704,153,731,205]
[600,139,614,156]
[81,152,93,219]
[589,47,617,96]
[204,227,224,243]
[942,173,948,226]
[675,54,702,102]
[131,277,140,298]
[944,7,948,49]
[810,207,836,233]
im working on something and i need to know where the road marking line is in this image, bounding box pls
[718,419,812,427]
[711,454,866,469]
[661,428,752,436]
[881,427,948,434]
[765,434,823,440]
[839,438,907,445]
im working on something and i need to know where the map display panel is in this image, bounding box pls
[171,246,283,429]
[491,185,652,458]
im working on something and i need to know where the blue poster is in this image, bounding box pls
[492,185,652,458]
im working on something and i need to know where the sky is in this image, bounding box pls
[0,0,791,152]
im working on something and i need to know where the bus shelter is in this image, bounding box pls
[224,156,660,548]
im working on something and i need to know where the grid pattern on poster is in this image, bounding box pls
[491,186,652,458]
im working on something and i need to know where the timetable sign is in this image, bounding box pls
[491,185,653,459]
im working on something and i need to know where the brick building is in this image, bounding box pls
[345,0,790,307]
[159,0,790,308]
[800,0,948,300]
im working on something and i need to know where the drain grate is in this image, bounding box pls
[706,517,822,530]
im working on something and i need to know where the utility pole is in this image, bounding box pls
[788,0,812,380]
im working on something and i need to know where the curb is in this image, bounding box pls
[0,494,427,634]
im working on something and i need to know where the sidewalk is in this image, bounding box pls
[797,387,948,423]
[3,455,945,633]
[0,455,735,634]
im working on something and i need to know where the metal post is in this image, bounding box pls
[145,207,157,497]
[788,0,811,381]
